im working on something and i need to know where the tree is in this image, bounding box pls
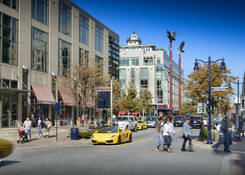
[181,101,197,116]
[185,63,236,116]
[140,90,153,117]
[112,78,122,115]
[57,55,108,126]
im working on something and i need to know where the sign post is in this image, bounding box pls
[211,87,228,92]
[54,102,60,142]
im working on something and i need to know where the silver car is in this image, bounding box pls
[146,117,158,128]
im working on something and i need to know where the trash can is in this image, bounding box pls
[71,128,79,140]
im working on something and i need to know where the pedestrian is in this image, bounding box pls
[45,118,52,137]
[37,117,43,138]
[163,117,174,152]
[23,117,32,141]
[213,116,231,152]
[152,117,164,151]
[181,118,193,152]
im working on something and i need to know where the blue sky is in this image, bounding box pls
[73,0,245,82]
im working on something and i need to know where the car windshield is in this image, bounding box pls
[175,116,184,120]
[98,128,118,133]
[191,117,201,121]
[119,117,128,121]
[146,117,156,121]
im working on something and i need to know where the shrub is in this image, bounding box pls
[199,125,208,141]
[79,132,93,139]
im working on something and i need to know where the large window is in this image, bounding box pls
[58,39,71,76]
[79,48,89,66]
[32,0,48,25]
[1,0,18,10]
[95,25,103,52]
[131,68,135,85]
[120,58,129,66]
[140,68,148,90]
[31,27,48,72]
[119,69,126,91]
[95,55,103,74]
[59,2,71,36]
[79,16,89,45]
[0,13,18,65]
[131,57,139,66]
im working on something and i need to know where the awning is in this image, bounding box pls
[58,88,76,106]
[79,92,95,107]
[31,83,55,104]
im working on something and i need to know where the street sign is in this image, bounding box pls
[54,102,60,116]
[197,103,206,114]
[211,87,228,91]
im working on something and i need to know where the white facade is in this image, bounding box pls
[119,32,184,113]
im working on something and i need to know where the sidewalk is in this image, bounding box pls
[193,136,245,175]
[1,126,91,147]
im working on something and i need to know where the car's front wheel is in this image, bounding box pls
[129,134,132,142]
[118,136,121,144]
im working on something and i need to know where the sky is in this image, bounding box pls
[72,0,245,83]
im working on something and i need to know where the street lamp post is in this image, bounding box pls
[178,41,185,116]
[167,30,177,117]
[194,56,226,144]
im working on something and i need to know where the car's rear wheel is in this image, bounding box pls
[129,134,132,142]
[118,136,121,144]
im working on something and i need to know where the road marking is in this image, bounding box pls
[123,137,154,146]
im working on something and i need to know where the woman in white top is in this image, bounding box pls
[37,117,43,138]
[163,118,175,152]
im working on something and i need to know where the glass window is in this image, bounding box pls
[120,58,129,66]
[11,80,17,88]
[140,68,148,79]
[58,39,71,76]
[79,16,89,45]
[144,57,153,66]
[140,80,148,89]
[31,27,48,72]
[120,69,126,79]
[131,57,139,66]
[95,25,103,52]
[0,13,18,65]
[32,0,48,25]
[157,90,163,103]
[156,69,163,79]
[131,68,135,85]
[79,48,89,66]
[2,0,18,10]
[95,55,103,73]
[59,2,71,36]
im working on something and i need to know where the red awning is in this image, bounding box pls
[79,92,95,107]
[58,88,76,106]
[31,83,55,104]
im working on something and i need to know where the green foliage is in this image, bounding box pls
[199,125,208,141]
[78,131,93,139]
[185,63,237,115]
[181,102,197,115]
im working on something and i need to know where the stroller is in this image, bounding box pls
[17,127,29,144]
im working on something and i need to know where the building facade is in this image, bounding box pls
[119,32,184,115]
[0,0,119,128]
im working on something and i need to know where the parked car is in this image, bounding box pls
[190,116,203,129]
[118,116,138,132]
[174,115,185,127]
[146,116,158,128]
[91,127,132,145]
[0,138,13,161]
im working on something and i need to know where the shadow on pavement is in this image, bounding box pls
[0,160,20,167]
[230,154,245,175]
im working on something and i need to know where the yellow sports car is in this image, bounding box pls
[0,138,13,160]
[91,127,132,145]
[137,120,148,130]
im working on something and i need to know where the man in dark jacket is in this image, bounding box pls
[213,117,230,152]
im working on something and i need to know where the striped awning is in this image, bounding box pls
[31,83,55,104]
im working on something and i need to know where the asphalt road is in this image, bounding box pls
[0,127,231,175]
